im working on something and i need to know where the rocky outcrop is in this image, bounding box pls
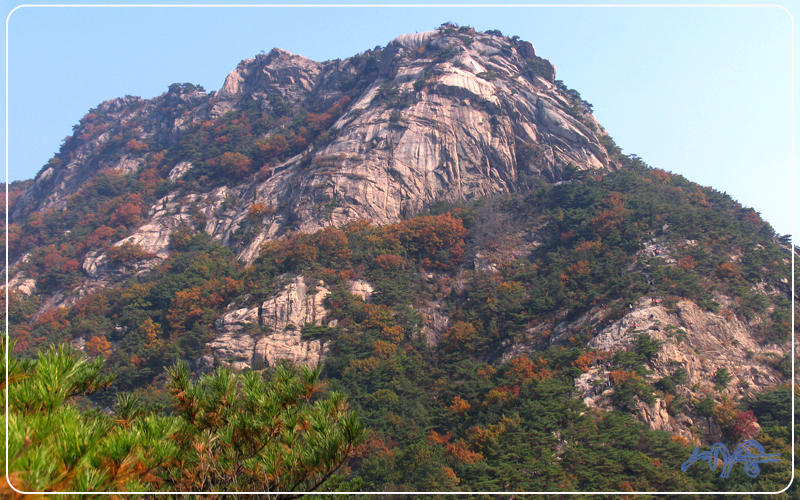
[11,89,210,222]
[348,279,374,302]
[253,334,327,369]
[232,31,611,252]
[11,28,613,269]
[204,276,330,371]
[506,294,789,444]
[587,298,787,397]
[418,300,450,346]
[261,276,330,332]
[7,274,36,295]
[213,48,325,118]
[8,28,623,318]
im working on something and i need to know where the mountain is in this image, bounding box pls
[10,25,610,265]
[4,23,795,494]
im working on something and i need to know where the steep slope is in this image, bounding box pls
[9,24,612,297]
[4,24,795,494]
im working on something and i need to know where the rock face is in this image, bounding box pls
[261,275,330,331]
[587,298,787,397]
[11,89,210,223]
[8,27,620,315]
[10,27,613,274]
[505,294,789,443]
[348,279,374,302]
[5,27,791,457]
[205,276,330,371]
[269,30,611,239]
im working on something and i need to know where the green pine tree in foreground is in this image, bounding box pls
[1,341,363,497]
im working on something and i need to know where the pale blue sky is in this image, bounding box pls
[3,1,795,236]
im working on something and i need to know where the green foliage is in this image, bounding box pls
[8,120,793,494]
[5,342,363,495]
[167,82,205,94]
[611,374,656,412]
[655,366,687,393]
[635,333,663,360]
[694,395,717,417]
[433,46,460,63]
[524,56,555,83]
[164,361,363,493]
[301,323,338,340]
[555,79,593,113]
[375,84,413,109]
[713,367,732,391]
[5,342,178,494]
[610,350,650,377]
[744,385,792,429]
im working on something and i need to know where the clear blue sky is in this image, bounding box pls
[3,1,795,237]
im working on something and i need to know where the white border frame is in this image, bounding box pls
[4,3,795,495]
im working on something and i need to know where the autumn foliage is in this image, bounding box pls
[85,335,112,358]
[106,241,155,266]
[383,213,467,270]
[167,277,244,335]
[428,430,484,464]
[447,396,471,414]
[247,202,275,222]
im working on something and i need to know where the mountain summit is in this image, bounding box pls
[11,24,612,264]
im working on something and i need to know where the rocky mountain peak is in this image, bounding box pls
[216,47,323,110]
[9,25,620,300]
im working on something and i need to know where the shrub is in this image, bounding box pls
[635,333,663,360]
[713,368,732,391]
[655,367,687,393]
[216,152,253,180]
[375,254,405,272]
[106,241,154,266]
[694,395,716,417]
[247,202,275,222]
[611,373,655,412]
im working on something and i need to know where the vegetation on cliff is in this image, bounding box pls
[3,23,795,495]
[6,160,795,494]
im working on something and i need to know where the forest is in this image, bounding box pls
[3,159,796,496]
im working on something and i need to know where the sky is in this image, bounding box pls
[2,1,795,237]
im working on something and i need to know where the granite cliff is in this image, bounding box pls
[11,26,611,268]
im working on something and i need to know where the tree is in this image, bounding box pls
[106,241,154,267]
[4,343,177,495]
[440,321,484,355]
[216,152,253,180]
[635,333,662,361]
[85,335,112,358]
[713,367,732,391]
[164,361,364,494]
[316,227,352,268]
[3,343,363,496]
